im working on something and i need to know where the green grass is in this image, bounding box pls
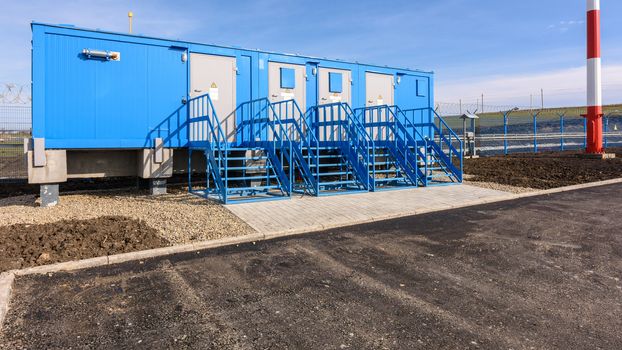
[443,104,622,129]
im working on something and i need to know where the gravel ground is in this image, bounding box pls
[463,180,536,194]
[0,188,255,245]
[462,174,536,194]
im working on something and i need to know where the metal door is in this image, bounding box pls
[319,68,351,105]
[268,62,306,113]
[318,68,351,141]
[190,53,237,142]
[365,72,395,140]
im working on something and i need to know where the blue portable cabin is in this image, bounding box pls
[30,22,462,204]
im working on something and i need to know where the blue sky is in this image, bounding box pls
[1,0,621,107]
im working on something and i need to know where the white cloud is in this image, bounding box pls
[436,64,622,108]
[546,19,585,33]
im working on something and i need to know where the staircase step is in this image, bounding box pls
[312,171,352,177]
[227,156,268,161]
[374,177,407,183]
[316,163,348,168]
[427,174,450,179]
[319,180,358,187]
[226,174,278,181]
[227,147,264,152]
[226,185,281,193]
[372,169,400,174]
[226,165,272,171]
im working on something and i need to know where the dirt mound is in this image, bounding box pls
[465,148,622,189]
[0,216,169,272]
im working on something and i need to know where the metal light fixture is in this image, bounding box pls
[82,49,121,61]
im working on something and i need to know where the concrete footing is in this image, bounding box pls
[40,184,60,207]
[150,179,167,195]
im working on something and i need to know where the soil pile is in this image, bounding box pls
[465,148,622,189]
[0,216,169,271]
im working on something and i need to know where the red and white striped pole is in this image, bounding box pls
[586,0,603,154]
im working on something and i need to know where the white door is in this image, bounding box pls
[365,72,395,140]
[318,68,352,141]
[318,68,351,105]
[190,53,237,142]
[365,72,394,107]
[268,62,306,113]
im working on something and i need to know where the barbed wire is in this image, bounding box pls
[435,102,531,116]
[436,101,622,117]
[0,83,32,105]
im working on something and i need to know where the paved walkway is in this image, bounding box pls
[226,184,515,237]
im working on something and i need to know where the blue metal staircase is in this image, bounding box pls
[396,107,463,185]
[354,105,427,190]
[300,102,372,195]
[186,94,462,204]
[187,94,292,204]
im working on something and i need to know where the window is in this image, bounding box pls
[280,68,296,89]
[329,72,343,93]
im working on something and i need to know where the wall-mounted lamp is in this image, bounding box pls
[82,49,121,61]
[396,76,402,84]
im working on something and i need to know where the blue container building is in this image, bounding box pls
[29,23,462,204]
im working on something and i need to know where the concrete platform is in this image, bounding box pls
[226,185,515,236]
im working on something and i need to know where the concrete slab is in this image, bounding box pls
[227,184,515,236]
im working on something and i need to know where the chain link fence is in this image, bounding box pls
[0,105,31,181]
[0,98,620,180]
[437,102,622,156]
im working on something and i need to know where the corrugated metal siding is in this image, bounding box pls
[43,32,187,148]
[34,24,434,150]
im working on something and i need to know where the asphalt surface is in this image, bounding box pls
[2,184,622,350]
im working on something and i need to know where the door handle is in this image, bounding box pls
[271,94,278,98]
[194,89,202,93]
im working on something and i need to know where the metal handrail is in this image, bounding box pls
[187,93,228,200]
[354,105,426,185]
[401,107,463,153]
[395,106,464,182]
[239,98,293,187]
[271,99,320,193]
[314,102,373,189]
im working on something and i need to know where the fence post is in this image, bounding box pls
[559,114,565,151]
[533,113,538,153]
[604,116,609,149]
[583,118,587,149]
[503,112,508,155]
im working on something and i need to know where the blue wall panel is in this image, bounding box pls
[32,23,434,150]
[38,29,187,148]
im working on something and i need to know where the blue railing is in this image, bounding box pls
[397,107,463,183]
[354,105,427,187]
[237,98,293,194]
[270,99,320,194]
[187,93,228,202]
[310,102,373,190]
